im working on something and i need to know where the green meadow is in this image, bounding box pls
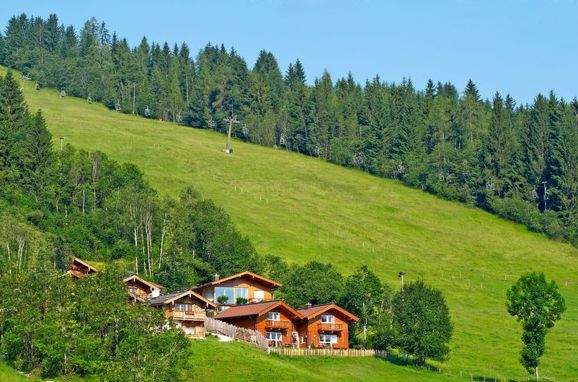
[4,67,578,381]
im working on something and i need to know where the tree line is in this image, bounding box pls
[1,13,576,246]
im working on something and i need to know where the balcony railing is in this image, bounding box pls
[265,320,291,329]
[318,323,343,332]
[169,310,207,320]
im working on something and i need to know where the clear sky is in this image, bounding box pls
[2,0,577,104]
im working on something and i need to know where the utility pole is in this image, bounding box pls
[398,271,406,292]
[132,82,136,114]
[542,181,548,211]
[223,104,240,154]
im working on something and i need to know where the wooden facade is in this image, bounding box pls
[215,300,359,349]
[123,274,165,302]
[193,271,282,305]
[296,304,359,349]
[149,290,217,338]
[64,257,98,278]
[215,300,302,347]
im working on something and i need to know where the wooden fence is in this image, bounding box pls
[205,318,269,350]
[268,348,388,358]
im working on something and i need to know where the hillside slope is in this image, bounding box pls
[5,67,578,381]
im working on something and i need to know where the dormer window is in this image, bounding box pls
[321,314,335,323]
[268,311,280,321]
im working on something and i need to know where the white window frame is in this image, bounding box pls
[268,311,280,321]
[321,314,335,323]
[266,331,283,346]
[253,290,265,301]
[319,334,338,344]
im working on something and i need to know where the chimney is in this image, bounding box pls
[213,273,220,281]
[306,302,312,309]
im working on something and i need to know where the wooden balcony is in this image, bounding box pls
[168,310,207,321]
[318,323,343,332]
[265,320,291,330]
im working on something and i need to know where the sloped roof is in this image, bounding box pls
[193,271,282,291]
[215,300,301,320]
[149,290,216,308]
[123,274,166,290]
[297,303,359,322]
[72,257,98,273]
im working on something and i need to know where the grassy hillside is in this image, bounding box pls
[4,67,578,381]
[189,339,461,382]
[0,363,33,382]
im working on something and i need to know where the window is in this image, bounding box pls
[175,303,194,312]
[253,290,265,301]
[268,311,280,321]
[214,287,248,304]
[319,334,338,344]
[267,332,282,346]
[236,287,248,300]
[301,336,306,344]
[215,287,235,304]
[321,315,335,323]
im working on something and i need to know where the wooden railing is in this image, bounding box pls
[169,310,207,320]
[264,320,291,329]
[318,323,343,332]
[268,348,388,358]
[205,318,268,350]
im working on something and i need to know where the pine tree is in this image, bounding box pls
[0,71,30,183]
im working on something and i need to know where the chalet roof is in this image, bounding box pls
[71,257,98,273]
[123,274,166,290]
[149,289,216,308]
[193,271,282,291]
[297,303,359,322]
[215,300,301,320]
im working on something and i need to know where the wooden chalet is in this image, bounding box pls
[123,274,165,302]
[215,300,303,347]
[193,271,282,305]
[64,257,98,278]
[149,290,217,338]
[296,303,359,349]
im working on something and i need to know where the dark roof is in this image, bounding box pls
[193,271,282,291]
[215,300,301,320]
[149,290,216,308]
[297,303,359,322]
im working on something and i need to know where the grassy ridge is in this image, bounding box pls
[5,67,578,381]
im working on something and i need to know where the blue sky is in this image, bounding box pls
[2,0,577,104]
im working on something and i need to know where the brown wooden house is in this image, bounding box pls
[64,257,98,278]
[296,303,359,349]
[123,274,165,302]
[149,290,217,338]
[215,300,302,347]
[193,271,282,306]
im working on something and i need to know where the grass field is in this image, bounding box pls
[189,338,461,382]
[4,67,578,381]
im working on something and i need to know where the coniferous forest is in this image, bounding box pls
[0,13,576,246]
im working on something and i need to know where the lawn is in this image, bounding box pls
[189,339,461,382]
[4,67,578,381]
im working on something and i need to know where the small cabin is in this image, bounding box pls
[193,271,282,306]
[215,300,302,347]
[296,303,359,349]
[123,274,165,302]
[149,290,216,338]
[64,257,98,278]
